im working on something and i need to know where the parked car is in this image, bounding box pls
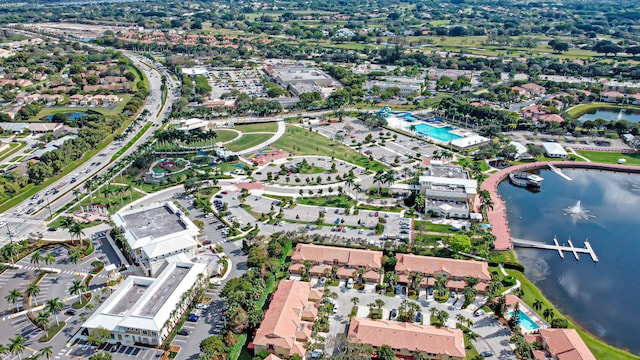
[474,309,485,317]
[390,309,398,320]
[186,314,199,322]
[177,329,189,336]
[65,309,76,316]
[346,278,354,289]
[416,312,423,323]
[450,291,457,298]
[480,351,494,357]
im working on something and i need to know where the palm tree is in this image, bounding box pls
[72,189,82,202]
[30,251,44,270]
[409,124,416,133]
[103,187,113,207]
[543,308,555,321]
[40,346,53,360]
[35,311,50,332]
[125,184,133,201]
[455,314,468,327]
[374,170,386,196]
[374,298,385,311]
[351,297,359,306]
[436,310,449,327]
[68,221,85,246]
[84,178,94,203]
[43,252,56,267]
[2,242,18,265]
[69,279,87,298]
[25,283,41,306]
[9,335,26,360]
[5,289,23,312]
[45,298,64,326]
[59,216,75,232]
[533,299,543,312]
[69,250,82,273]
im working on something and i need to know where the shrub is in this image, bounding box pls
[374,223,384,235]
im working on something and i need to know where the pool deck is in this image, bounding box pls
[482,161,640,251]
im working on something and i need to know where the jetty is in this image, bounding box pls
[547,163,573,181]
[512,237,598,263]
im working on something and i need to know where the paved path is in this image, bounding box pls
[481,161,640,250]
[238,120,286,155]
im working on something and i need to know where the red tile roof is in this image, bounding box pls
[347,318,465,359]
[291,244,383,269]
[539,328,596,360]
[395,254,491,281]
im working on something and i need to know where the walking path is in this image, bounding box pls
[482,161,640,250]
[238,120,286,155]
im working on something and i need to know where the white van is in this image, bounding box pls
[347,278,354,289]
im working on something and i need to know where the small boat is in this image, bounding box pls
[509,172,544,188]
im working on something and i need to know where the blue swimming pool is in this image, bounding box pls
[410,123,462,142]
[509,310,540,331]
[395,112,418,122]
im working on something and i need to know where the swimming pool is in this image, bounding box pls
[395,112,418,122]
[509,310,540,331]
[410,123,462,142]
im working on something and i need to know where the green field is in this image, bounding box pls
[233,122,278,133]
[566,103,640,119]
[214,129,240,143]
[576,150,640,166]
[297,195,354,209]
[226,133,274,152]
[0,142,25,162]
[507,269,640,360]
[272,126,386,171]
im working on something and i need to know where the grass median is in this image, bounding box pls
[111,121,153,162]
[272,125,386,172]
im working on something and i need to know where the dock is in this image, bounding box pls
[547,163,573,181]
[512,237,598,262]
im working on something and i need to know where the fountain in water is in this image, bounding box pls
[563,200,596,220]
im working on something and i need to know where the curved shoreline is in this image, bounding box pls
[481,161,640,250]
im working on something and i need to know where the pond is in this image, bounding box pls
[499,168,640,354]
[45,112,87,121]
[577,108,640,123]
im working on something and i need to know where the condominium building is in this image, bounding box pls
[419,165,477,218]
[395,253,491,292]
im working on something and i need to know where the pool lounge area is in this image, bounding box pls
[509,310,542,332]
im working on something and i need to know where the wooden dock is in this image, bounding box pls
[512,237,598,262]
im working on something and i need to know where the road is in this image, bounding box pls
[0,47,180,246]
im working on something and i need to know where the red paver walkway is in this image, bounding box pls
[481,161,640,250]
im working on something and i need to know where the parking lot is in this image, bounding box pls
[209,68,267,99]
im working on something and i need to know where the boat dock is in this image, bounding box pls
[512,237,598,262]
[547,163,573,181]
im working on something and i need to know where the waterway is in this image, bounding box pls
[578,108,640,123]
[498,168,640,354]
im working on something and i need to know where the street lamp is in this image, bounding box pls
[5,222,13,244]
[45,198,53,219]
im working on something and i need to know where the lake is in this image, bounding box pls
[577,108,640,123]
[499,168,640,354]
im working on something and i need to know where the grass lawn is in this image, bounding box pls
[297,195,354,209]
[272,126,386,171]
[216,160,251,173]
[298,165,326,174]
[0,142,25,162]
[233,122,278,133]
[414,220,458,234]
[507,269,640,360]
[32,94,133,120]
[457,158,490,172]
[565,103,640,118]
[226,133,274,152]
[38,321,66,342]
[214,129,240,143]
[575,150,640,166]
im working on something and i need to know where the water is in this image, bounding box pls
[499,169,640,354]
[410,123,462,142]
[45,112,87,121]
[578,108,640,123]
[508,310,540,331]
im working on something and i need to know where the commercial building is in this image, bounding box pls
[252,280,323,359]
[448,135,490,151]
[176,118,208,131]
[419,165,478,218]
[264,63,339,98]
[289,243,383,284]
[81,261,207,347]
[112,202,200,277]
[347,318,465,360]
[542,142,568,158]
[534,328,596,360]
[395,253,491,292]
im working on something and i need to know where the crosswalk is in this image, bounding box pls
[16,265,108,279]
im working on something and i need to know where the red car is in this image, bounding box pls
[374,211,379,217]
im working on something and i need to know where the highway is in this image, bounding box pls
[0,49,180,245]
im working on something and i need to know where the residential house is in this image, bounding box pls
[536,328,596,360]
[522,83,547,96]
[347,318,465,360]
[289,244,383,284]
[600,91,625,103]
[511,86,529,98]
[252,280,323,359]
[69,94,84,106]
[28,122,63,135]
[395,253,491,292]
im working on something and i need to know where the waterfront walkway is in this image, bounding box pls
[481,161,640,251]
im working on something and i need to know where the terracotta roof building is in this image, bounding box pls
[253,280,323,359]
[347,318,465,360]
[289,244,383,283]
[395,254,491,291]
[538,328,596,360]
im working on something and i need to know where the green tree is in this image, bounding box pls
[9,335,26,360]
[448,234,472,254]
[68,220,85,246]
[89,353,113,360]
[377,345,396,360]
[45,298,65,326]
[69,279,87,298]
[40,346,53,360]
[5,289,22,312]
[199,335,226,358]
[88,327,111,347]
[30,251,43,270]
[35,311,50,332]
[25,283,41,306]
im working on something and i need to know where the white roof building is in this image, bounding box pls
[449,135,490,150]
[176,118,208,131]
[542,142,568,158]
[181,67,208,76]
[112,202,201,277]
[419,165,477,219]
[81,261,207,347]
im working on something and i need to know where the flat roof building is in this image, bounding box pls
[264,63,340,98]
[449,135,490,151]
[347,318,465,360]
[419,165,478,219]
[112,202,200,277]
[81,261,207,347]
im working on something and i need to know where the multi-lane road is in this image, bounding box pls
[0,49,180,246]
